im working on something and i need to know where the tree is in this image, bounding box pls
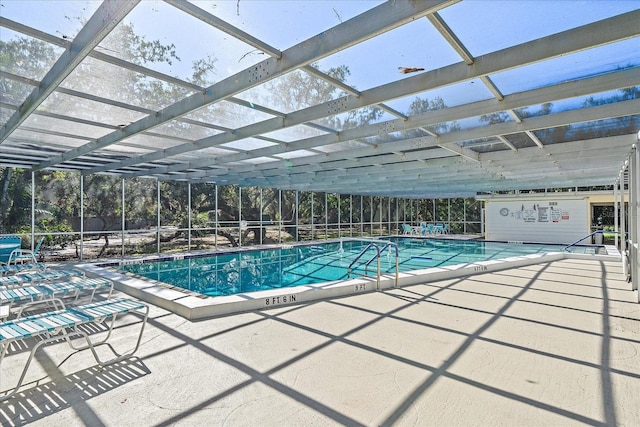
[0,20,214,253]
[407,96,457,135]
[0,168,30,234]
[263,64,384,132]
[0,37,59,104]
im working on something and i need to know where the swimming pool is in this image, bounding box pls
[85,236,613,319]
[114,237,604,297]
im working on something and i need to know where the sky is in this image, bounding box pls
[1,0,639,121]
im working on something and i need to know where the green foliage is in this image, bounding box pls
[0,168,31,233]
[34,220,75,248]
[0,37,59,104]
[265,64,345,112]
[101,22,180,66]
[262,63,383,132]
[124,178,157,227]
[480,111,511,124]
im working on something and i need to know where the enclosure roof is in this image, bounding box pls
[1,0,639,197]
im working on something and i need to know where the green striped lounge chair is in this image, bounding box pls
[0,262,46,277]
[0,277,113,320]
[0,268,85,287]
[0,297,148,401]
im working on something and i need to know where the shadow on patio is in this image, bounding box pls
[1,259,638,426]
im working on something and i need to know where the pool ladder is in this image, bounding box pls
[345,239,399,290]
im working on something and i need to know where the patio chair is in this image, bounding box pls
[8,237,45,265]
[419,222,427,235]
[401,224,413,235]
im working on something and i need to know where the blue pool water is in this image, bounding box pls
[116,238,603,297]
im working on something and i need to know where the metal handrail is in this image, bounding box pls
[380,242,400,288]
[364,242,396,268]
[347,243,380,277]
[563,231,601,251]
[563,230,627,252]
[346,239,399,289]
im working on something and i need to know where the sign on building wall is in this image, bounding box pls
[486,198,588,244]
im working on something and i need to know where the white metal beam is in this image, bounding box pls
[0,1,140,144]
[158,94,639,183]
[83,10,640,176]
[34,0,455,170]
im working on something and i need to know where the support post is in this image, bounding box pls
[188,182,192,251]
[30,171,35,250]
[630,144,638,292]
[156,179,160,255]
[629,142,640,296]
[80,174,84,261]
[614,182,619,249]
[121,177,125,259]
[215,184,218,250]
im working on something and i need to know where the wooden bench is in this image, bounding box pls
[0,297,148,401]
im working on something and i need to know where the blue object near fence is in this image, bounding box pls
[0,236,21,264]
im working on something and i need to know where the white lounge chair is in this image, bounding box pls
[0,297,149,401]
[0,268,84,286]
[7,237,45,265]
[0,277,113,320]
[0,262,46,277]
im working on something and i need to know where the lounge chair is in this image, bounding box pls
[7,237,45,265]
[0,268,84,286]
[420,222,436,235]
[0,297,149,401]
[37,277,114,305]
[0,277,113,320]
[0,262,46,277]
[0,285,47,320]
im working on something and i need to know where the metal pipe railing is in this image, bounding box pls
[346,238,399,289]
[563,230,627,252]
[347,242,380,279]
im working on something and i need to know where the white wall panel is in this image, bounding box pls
[486,198,589,244]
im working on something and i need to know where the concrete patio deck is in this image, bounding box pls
[1,258,639,426]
